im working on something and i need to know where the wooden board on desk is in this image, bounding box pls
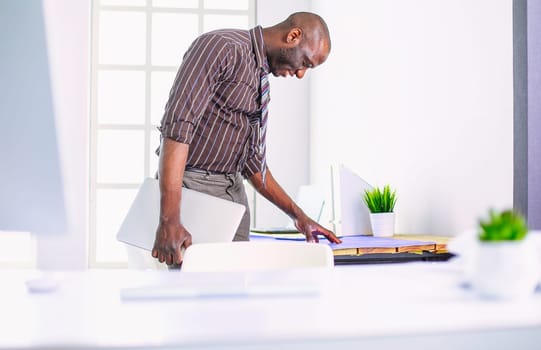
[393,234,452,253]
[328,235,441,256]
[396,243,437,253]
[356,247,397,254]
[354,243,436,255]
[331,248,359,256]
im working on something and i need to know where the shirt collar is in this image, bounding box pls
[249,26,269,74]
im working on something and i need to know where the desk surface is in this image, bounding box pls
[1,263,540,350]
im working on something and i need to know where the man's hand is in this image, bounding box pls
[152,221,192,265]
[248,169,341,245]
[294,215,342,244]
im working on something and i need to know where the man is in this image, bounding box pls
[152,12,342,266]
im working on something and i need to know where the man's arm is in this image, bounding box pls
[248,169,341,244]
[152,138,193,265]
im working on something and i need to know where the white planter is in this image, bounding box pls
[472,240,539,299]
[369,212,395,237]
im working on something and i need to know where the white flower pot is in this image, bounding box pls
[472,240,539,299]
[369,212,395,237]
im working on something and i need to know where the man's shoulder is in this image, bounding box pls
[199,29,250,47]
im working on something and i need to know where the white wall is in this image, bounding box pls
[311,0,513,235]
[254,0,312,227]
[36,0,91,269]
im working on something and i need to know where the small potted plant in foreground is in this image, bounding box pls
[472,209,538,299]
[363,185,397,237]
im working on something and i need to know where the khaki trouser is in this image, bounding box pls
[182,169,251,242]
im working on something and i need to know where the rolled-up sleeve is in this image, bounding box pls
[243,147,263,178]
[242,115,267,178]
[159,34,233,144]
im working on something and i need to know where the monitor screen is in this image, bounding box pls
[0,0,66,234]
[330,165,373,236]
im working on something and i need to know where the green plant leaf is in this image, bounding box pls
[363,185,397,213]
[478,209,528,241]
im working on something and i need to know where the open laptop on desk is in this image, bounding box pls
[251,185,325,234]
[117,178,246,251]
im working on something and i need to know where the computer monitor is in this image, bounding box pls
[330,165,373,236]
[0,1,66,234]
[251,185,325,234]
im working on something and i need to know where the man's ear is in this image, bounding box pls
[285,28,302,45]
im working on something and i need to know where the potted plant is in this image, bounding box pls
[363,185,397,237]
[472,209,538,299]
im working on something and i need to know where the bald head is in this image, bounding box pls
[281,12,331,54]
[262,12,331,79]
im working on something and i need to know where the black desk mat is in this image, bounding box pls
[334,252,455,265]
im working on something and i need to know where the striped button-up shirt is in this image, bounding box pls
[159,26,269,178]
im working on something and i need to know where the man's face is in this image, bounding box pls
[268,38,329,79]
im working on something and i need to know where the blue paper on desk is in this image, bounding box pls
[250,234,435,250]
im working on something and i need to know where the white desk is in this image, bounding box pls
[1,262,540,350]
